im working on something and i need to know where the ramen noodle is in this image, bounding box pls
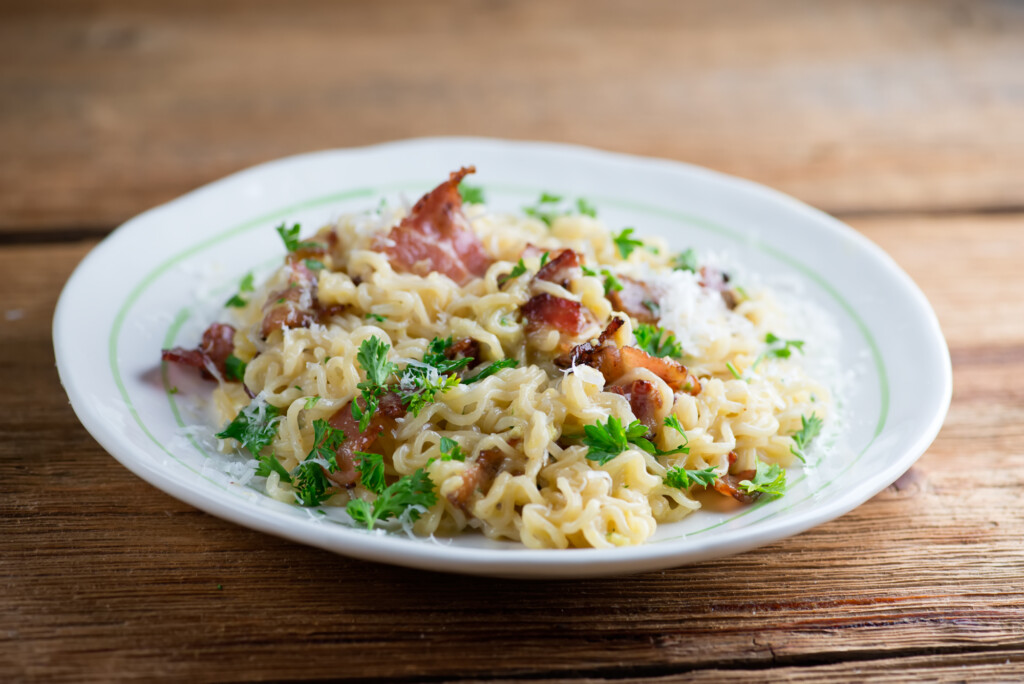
[162,167,830,549]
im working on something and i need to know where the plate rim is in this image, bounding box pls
[53,136,952,578]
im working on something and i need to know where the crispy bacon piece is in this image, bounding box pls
[161,323,237,380]
[521,293,594,335]
[700,265,738,310]
[376,166,492,286]
[557,319,701,395]
[608,276,661,323]
[447,448,508,512]
[607,379,663,431]
[712,451,757,503]
[260,257,319,338]
[445,337,480,364]
[534,249,582,289]
[324,393,405,488]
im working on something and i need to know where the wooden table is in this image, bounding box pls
[4,1,1023,681]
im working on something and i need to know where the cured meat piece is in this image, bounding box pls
[557,319,701,395]
[607,275,661,323]
[712,452,757,503]
[260,257,318,338]
[447,448,508,512]
[445,337,481,364]
[607,379,663,431]
[324,393,405,488]
[534,249,582,289]
[700,265,738,310]
[161,323,237,380]
[376,166,492,286]
[521,293,595,335]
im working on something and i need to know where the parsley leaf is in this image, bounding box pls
[602,269,623,294]
[254,453,292,483]
[238,272,254,292]
[539,251,550,268]
[583,416,649,465]
[439,436,466,462]
[764,332,805,360]
[225,271,255,308]
[463,358,518,384]
[458,182,485,204]
[293,461,333,507]
[225,294,247,308]
[630,415,691,457]
[613,228,644,259]
[364,313,387,323]
[303,395,320,410]
[353,451,386,495]
[576,197,597,218]
[634,324,683,359]
[581,265,597,277]
[351,337,397,431]
[291,419,347,507]
[304,258,325,271]
[309,419,345,467]
[275,222,319,253]
[739,459,787,497]
[789,413,824,462]
[216,400,281,457]
[346,469,437,530]
[664,466,718,489]
[672,248,698,273]
[500,258,529,285]
[400,371,461,416]
[224,354,247,382]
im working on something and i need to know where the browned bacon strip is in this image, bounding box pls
[556,319,701,395]
[161,323,237,380]
[260,257,319,338]
[608,276,661,323]
[376,166,492,286]
[521,293,594,334]
[534,249,582,289]
[324,393,405,488]
[607,379,663,431]
[712,451,757,503]
[445,337,480,364]
[447,448,508,512]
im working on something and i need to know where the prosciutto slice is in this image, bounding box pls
[324,393,405,488]
[534,249,583,288]
[521,293,595,335]
[161,323,236,380]
[260,257,319,338]
[377,166,492,286]
[608,275,661,323]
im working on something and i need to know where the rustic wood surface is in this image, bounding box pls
[2,1,1022,682]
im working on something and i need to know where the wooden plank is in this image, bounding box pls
[3,213,1024,681]
[2,0,1023,235]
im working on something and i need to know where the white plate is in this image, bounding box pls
[53,137,951,578]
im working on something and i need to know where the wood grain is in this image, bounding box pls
[3,214,1023,681]
[2,0,1024,235]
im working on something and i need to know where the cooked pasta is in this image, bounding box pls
[163,167,830,549]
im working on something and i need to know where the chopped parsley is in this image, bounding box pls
[583,416,650,465]
[631,415,690,458]
[303,258,325,271]
[672,248,698,273]
[216,399,281,457]
[789,413,824,463]
[254,453,291,483]
[303,395,320,410]
[292,419,347,507]
[439,436,466,462]
[351,337,398,432]
[458,182,485,204]
[664,466,718,489]
[500,258,529,285]
[725,361,743,380]
[634,324,683,359]
[764,332,805,359]
[224,354,246,382]
[602,269,623,294]
[739,459,787,497]
[353,451,386,494]
[523,192,598,226]
[345,469,437,530]
[463,358,518,384]
[364,313,387,323]
[613,228,644,259]
[225,271,255,308]
[539,251,550,268]
[576,197,597,218]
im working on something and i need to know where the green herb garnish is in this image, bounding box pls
[789,413,824,463]
[346,469,437,530]
[216,399,281,457]
[739,459,786,497]
[634,324,683,359]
